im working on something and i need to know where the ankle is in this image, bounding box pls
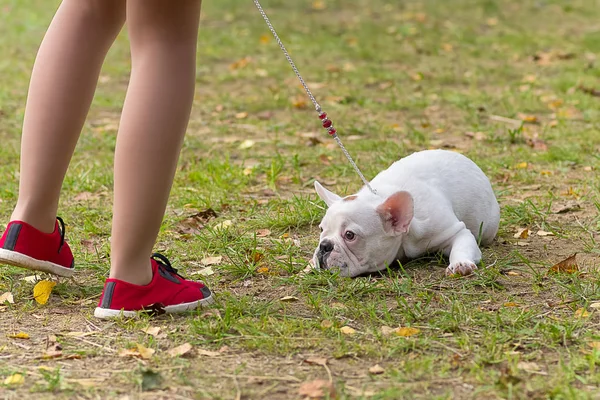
[11,207,57,234]
[109,258,153,286]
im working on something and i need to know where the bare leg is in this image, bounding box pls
[109,0,202,285]
[10,1,125,233]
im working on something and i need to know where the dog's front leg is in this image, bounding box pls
[443,228,482,276]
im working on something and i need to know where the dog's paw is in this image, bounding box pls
[445,261,477,276]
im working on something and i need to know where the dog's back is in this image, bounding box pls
[370,149,500,244]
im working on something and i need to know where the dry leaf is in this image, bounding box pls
[195,267,214,277]
[319,154,332,166]
[575,308,590,319]
[8,332,30,339]
[136,344,155,359]
[256,229,271,237]
[536,230,554,236]
[0,292,14,304]
[280,296,299,302]
[256,266,269,274]
[20,275,38,283]
[380,326,395,336]
[4,373,24,385]
[340,326,356,335]
[506,271,521,276]
[141,327,161,337]
[590,302,600,309]
[167,343,193,358]
[369,364,385,375]
[33,280,56,305]
[503,302,520,307]
[291,96,308,109]
[304,357,328,366]
[197,349,221,357]
[320,320,333,329]
[238,139,254,149]
[396,327,420,337]
[517,361,541,372]
[201,256,222,266]
[513,228,529,239]
[588,341,600,350]
[298,379,336,399]
[213,220,232,231]
[549,254,578,274]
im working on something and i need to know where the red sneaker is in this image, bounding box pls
[94,253,214,319]
[0,217,74,277]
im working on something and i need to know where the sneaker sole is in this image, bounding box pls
[0,248,74,277]
[92,294,215,319]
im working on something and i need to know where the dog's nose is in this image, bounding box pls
[319,240,334,254]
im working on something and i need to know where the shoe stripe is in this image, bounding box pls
[200,285,212,299]
[100,281,117,309]
[157,265,181,284]
[2,224,22,251]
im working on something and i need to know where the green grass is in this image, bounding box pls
[1,0,600,398]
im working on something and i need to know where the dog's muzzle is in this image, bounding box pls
[316,239,334,268]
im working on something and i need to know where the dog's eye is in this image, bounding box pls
[344,231,356,241]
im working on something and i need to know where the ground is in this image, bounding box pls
[1,0,600,399]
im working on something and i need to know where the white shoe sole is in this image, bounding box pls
[93,294,215,319]
[0,248,74,277]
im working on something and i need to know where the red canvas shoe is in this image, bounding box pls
[0,217,74,277]
[94,253,214,319]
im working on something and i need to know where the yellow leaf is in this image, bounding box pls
[136,343,155,359]
[8,332,30,339]
[503,302,520,307]
[33,280,56,305]
[291,96,308,109]
[213,220,232,231]
[486,17,498,26]
[229,57,251,70]
[513,228,529,239]
[280,295,299,302]
[4,373,24,385]
[259,34,271,44]
[515,162,528,169]
[340,326,356,335]
[311,0,326,10]
[575,308,590,319]
[257,266,269,274]
[395,327,420,337]
[517,113,538,123]
[235,112,249,120]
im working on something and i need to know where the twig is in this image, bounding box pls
[205,374,301,383]
[69,336,116,353]
[234,375,242,400]
[429,340,465,358]
[488,115,522,125]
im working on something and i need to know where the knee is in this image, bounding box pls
[69,0,126,33]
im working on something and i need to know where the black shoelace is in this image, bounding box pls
[57,217,66,252]
[151,253,186,280]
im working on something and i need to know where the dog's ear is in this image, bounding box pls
[376,191,414,235]
[314,181,342,207]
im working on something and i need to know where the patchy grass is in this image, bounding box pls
[1,0,600,398]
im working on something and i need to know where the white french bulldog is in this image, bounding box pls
[313,149,500,277]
